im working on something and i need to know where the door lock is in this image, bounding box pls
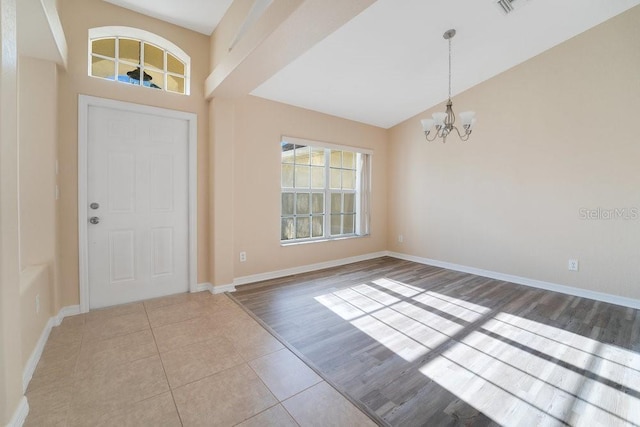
[90,202,100,210]
[89,216,100,225]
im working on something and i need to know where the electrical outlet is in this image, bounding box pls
[239,251,247,262]
[398,235,404,244]
[36,294,40,314]
[568,259,579,271]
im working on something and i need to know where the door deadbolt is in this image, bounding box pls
[90,202,100,210]
[89,216,100,225]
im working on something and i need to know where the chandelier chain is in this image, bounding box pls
[448,36,452,100]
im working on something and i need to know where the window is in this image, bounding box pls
[281,137,371,243]
[88,27,190,95]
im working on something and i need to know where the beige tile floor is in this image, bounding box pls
[24,292,376,427]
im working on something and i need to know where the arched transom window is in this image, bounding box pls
[89,27,190,95]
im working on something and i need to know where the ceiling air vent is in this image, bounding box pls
[496,0,529,15]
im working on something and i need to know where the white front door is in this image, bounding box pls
[86,104,189,309]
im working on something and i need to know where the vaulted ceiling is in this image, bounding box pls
[104,0,640,128]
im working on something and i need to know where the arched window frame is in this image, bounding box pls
[88,26,191,95]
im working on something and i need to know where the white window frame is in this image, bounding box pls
[280,136,372,245]
[88,26,191,95]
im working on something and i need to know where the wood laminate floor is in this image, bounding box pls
[232,257,640,427]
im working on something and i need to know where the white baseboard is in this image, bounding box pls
[194,282,213,293]
[212,283,236,293]
[194,282,236,294]
[7,396,29,427]
[388,251,640,310]
[233,251,388,286]
[22,304,81,392]
[55,305,81,326]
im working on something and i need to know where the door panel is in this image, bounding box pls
[152,227,173,277]
[109,230,135,282]
[87,105,189,308]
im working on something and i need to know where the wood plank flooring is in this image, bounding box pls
[231,257,640,427]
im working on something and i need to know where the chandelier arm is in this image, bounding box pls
[424,131,438,142]
[452,126,471,141]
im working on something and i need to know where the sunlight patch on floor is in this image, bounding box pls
[371,278,422,297]
[314,278,487,362]
[314,277,640,425]
[421,317,640,426]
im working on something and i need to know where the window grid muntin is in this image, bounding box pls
[89,36,188,94]
[281,144,360,243]
[328,149,358,237]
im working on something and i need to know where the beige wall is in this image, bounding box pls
[0,0,23,422]
[18,56,58,368]
[20,266,52,367]
[388,7,640,300]
[210,95,388,284]
[209,98,236,285]
[19,56,57,271]
[57,0,211,308]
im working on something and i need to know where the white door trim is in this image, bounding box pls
[78,95,198,313]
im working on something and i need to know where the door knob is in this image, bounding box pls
[89,216,100,225]
[90,202,100,210]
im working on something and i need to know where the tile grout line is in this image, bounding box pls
[74,306,171,425]
[242,359,288,424]
[226,292,389,427]
[150,293,289,426]
[61,313,88,427]
[143,301,185,427]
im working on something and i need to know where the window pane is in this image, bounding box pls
[281,164,294,188]
[342,170,356,190]
[91,56,115,80]
[343,151,356,169]
[281,143,295,163]
[311,166,324,189]
[295,165,310,188]
[330,169,341,189]
[295,145,310,165]
[296,217,310,239]
[92,38,115,58]
[312,216,323,237]
[330,214,341,235]
[343,214,355,234]
[330,150,342,168]
[167,54,185,75]
[167,75,185,94]
[312,193,324,214]
[331,193,342,214]
[281,193,294,215]
[344,193,355,213]
[296,193,310,215]
[144,68,163,90]
[119,38,140,64]
[280,142,366,242]
[144,43,164,70]
[118,63,141,86]
[281,217,294,240]
[311,148,325,165]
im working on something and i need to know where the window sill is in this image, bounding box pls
[280,234,369,247]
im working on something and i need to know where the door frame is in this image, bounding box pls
[78,95,198,313]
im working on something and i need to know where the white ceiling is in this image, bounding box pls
[103,0,234,35]
[103,0,640,128]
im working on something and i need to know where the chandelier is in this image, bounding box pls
[421,29,475,143]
